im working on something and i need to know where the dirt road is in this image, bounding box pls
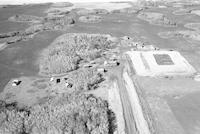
[112,54,154,134]
[113,66,138,134]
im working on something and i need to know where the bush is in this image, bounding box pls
[47,52,80,74]
[66,68,104,91]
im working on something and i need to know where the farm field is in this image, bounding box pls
[0,0,200,134]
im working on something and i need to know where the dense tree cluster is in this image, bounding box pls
[0,101,28,134]
[40,33,116,75]
[0,93,116,134]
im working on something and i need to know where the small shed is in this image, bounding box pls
[56,78,61,83]
[12,79,21,86]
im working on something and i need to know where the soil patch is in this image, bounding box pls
[153,54,174,65]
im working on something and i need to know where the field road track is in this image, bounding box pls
[115,67,138,134]
[112,54,156,134]
[123,70,151,134]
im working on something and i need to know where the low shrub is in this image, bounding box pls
[66,68,104,91]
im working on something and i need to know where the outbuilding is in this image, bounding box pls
[12,79,21,86]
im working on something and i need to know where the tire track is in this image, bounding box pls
[115,66,138,134]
